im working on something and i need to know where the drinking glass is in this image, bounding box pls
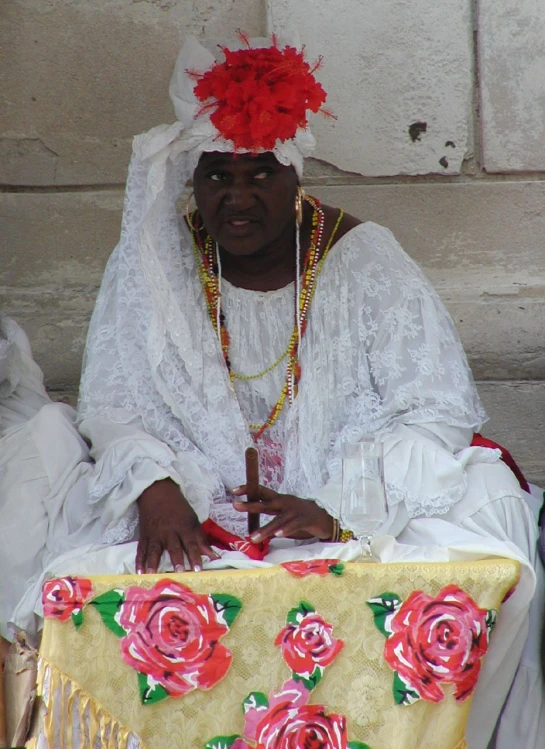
[340,439,388,557]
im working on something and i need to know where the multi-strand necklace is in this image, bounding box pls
[190,196,342,438]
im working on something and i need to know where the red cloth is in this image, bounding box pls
[471,433,530,493]
[202,518,270,561]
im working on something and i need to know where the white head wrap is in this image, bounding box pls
[167,36,317,181]
[131,35,317,214]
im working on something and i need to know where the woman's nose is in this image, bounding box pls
[223,181,256,210]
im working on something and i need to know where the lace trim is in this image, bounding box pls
[385,475,468,519]
[101,508,139,546]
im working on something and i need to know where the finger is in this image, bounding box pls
[183,538,204,572]
[194,526,221,561]
[271,517,303,539]
[135,538,148,574]
[231,484,247,496]
[165,533,187,573]
[198,539,221,561]
[257,485,282,502]
[145,540,165,574]
[250,515,285,542]
[233,500,281,514]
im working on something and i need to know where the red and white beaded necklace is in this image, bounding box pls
[190,196,342,438]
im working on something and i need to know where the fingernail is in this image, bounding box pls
[175,565,184,573]
[250,533,261,543]
[145,568,155,575]
[136,567,143,575]
[232,486,244,494]
[274,530,285,537]
[193,565,201,572]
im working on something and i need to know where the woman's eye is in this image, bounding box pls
[254,170,273,181]
[208,172,225,181]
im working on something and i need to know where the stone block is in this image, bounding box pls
[477,381,545,487]
[2,288,96,392]
[310,180,545,277]
[1,191,123,289]
[0,0,266,186]
[1,190,124,388]
[478,0,545,172]
[268,0,474,176]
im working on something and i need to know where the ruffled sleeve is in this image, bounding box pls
[79,414,217,544]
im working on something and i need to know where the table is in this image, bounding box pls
[28,558,519,749]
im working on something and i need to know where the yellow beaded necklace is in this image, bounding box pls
[191,197,344,438]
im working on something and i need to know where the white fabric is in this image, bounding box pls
[78,221,487,543]
[0,319,104,639]
[0,314,50,429]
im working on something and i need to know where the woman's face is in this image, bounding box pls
[192,151,299,256]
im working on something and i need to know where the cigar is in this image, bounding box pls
[245,446,260,535]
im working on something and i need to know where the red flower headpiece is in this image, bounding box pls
[191,33,332,152]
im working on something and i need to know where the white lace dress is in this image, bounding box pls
[76,221,490,542]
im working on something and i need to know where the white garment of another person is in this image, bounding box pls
[0,316,104,640]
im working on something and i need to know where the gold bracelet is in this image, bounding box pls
[339,528,354,543]
[330,517,340,542]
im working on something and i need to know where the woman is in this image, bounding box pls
[78,37,495,573]
[3,36,543,748]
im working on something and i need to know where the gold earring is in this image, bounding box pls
[185,192,203,232]
[295,186,305,226]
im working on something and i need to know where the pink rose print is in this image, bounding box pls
[242,680,310,742]
[383,584,493,702]
[256,701,347,749]
[42,577,93,622]
[275,610,343,678]
[118,579,233,698]
[281,560,344,578]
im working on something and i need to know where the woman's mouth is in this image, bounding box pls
[223,217,258,237]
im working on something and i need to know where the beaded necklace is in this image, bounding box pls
[190,196,342,438]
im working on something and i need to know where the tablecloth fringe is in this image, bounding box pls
[28,657,143,749]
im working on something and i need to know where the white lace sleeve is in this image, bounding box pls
[288,223,487,519]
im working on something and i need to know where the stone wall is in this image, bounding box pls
[2,0,545,483]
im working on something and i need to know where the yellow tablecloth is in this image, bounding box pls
[29,559,519,749]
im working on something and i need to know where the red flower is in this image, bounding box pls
[256,701,347,749]
[383,584,492,702]
[42,577,93,622]
[281,560,343,578]
[118,579,232,698]
[192,37,330,151]
[275,613,343,677]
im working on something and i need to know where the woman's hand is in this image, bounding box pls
[232,484,334,543]
[136,478,219,573]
